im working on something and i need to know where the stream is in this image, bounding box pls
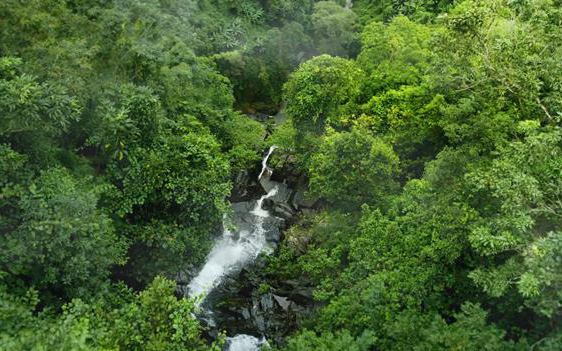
[187,146,280,350]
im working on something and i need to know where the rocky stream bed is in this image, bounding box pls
[176,143,318,350]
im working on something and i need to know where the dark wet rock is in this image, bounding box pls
[229,171,264,203]
[175,265,201,296]
[272,202,296,222]
[176,284,189,297]
[291,189,317,209]
[186,145,322,346]
[273,186,292,205]
[262,198,275,211]
[258,177,277,194]
[261,294,275,310]
[273,294,291,311]
[175,270,192,285]
[263,220,282,242]
[205,256,315,345]
[232,170,250,199]
[259,151,319,216]
[291,287,315,305]
[231,201,255,214]
[269,153,302,186]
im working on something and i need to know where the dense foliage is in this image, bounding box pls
[268,0,562,349]
[1,0,561,349]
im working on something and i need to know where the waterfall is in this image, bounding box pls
[187,186,278,300]
[257,145,278,180]
[187,146,280,350]
[225,335,268,351]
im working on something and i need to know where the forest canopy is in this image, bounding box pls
[1,0,561,350]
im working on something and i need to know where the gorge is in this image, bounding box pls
[186,146,286,350]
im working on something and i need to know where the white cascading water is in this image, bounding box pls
[257,145,278,180]
[225,335,269,351]
[187,187,278,299]
[187,146,278,350]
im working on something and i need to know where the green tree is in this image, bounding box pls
[285,55,363,134]
[281,329,375,351]
[432,0,562,150]
[465,127,562,319]
[357,16,433,95]
[0,276,221,351]
[384,303,523,350]
[283,55,364,167]
[0,57,80,136]
[214,21,313,109]
[311,1,360,58]
[0,164,127,299]
[353,0,455,23]
[110,131,231,284]
[309,128,399,210]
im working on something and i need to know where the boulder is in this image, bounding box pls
[262,198,275,211]
[231,201,255,214]
[272,202,296,222]
[273,294,292,311]
[260,293,275,310]
[186,145,321,345]
[291,189,317,209]
[263,220,281,242]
